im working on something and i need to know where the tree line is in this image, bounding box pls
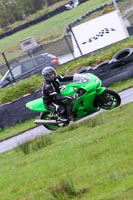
[0,0,64,28]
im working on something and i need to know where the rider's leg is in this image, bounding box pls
[40,102,57,119]
[56,104,68,119]
[46,102,68,120]
[66,98,75,121]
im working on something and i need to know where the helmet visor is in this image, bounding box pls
[49,72,56,78]
[48,72,56,81]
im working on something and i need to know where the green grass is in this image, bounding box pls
[0,117,38,141]
[0,1,133,198]
[108,78,133,92]
[0,74,43,104]
[0,102,133,199]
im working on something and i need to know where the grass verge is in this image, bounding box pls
[0,102,133,199]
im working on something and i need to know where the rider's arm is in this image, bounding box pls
[43,84,70,101]
[57,75,73,82]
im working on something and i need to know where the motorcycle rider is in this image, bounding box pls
[41,66,74,121]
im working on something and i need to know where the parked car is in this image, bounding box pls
[0,53,59,88]
[65,0,79,10]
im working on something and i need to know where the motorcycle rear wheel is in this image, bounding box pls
[40,112,68,131]
[95,89,121,110]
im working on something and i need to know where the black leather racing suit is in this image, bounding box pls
[42,75,73,118]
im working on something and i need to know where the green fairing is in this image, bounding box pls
[26,98,49,112]
[26,73,105,117]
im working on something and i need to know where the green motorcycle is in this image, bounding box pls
[26,73,121,130]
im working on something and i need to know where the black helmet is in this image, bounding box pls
[42,66,57,82]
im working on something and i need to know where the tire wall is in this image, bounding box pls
[0,90,41,128]
[89,48,133,86]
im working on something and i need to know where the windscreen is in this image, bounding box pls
[73,73,90,83]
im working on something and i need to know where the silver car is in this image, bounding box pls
[0,53,59,88]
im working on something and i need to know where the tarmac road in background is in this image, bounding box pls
[0,87,133,154]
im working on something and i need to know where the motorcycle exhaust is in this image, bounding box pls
[34,119,58,125]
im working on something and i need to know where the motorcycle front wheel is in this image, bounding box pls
[95,89,121,110]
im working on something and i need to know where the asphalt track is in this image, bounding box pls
[0,87,133,154]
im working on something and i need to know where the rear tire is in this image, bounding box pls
[95,89,121,110]
[40,112,68,131]
[40,112,58,131]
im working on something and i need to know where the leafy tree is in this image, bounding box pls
[0,0,64,28]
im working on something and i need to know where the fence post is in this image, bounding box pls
[1,52,16,83]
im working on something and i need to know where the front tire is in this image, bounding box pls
[95,89,121,110]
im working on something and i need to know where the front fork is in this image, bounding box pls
[94,87,106,105]
[96,86,106,95]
